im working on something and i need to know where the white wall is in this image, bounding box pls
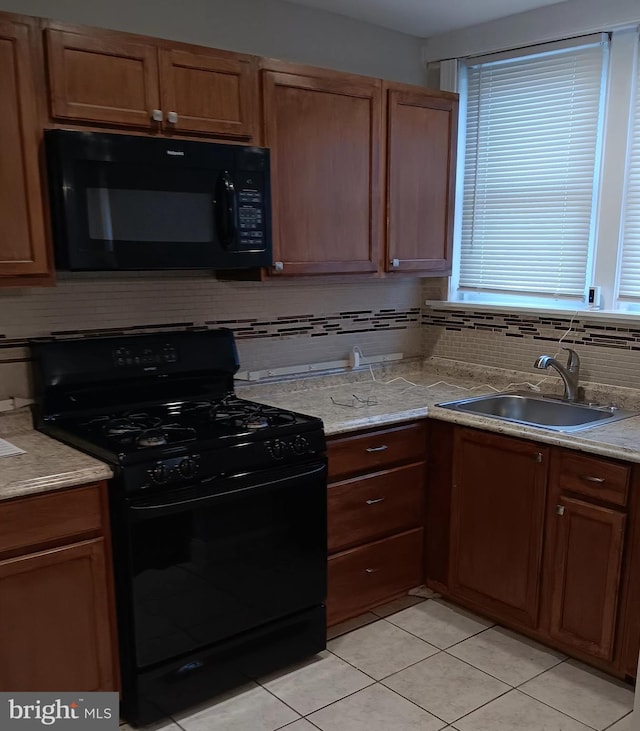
[0,0,425,84]
[422,0,640,61]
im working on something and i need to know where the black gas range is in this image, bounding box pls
[31,329,327,726]
[41,394,326,493]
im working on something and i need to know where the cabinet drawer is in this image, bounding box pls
[328,422,426,480]
[327,528,423,625]
[558,452,629,507]
[0,484,103,555]
[328,462,425,552]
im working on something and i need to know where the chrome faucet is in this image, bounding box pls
[534,348,581,401]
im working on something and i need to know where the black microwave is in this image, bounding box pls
[45,130,272,271]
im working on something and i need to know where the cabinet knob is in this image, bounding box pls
[556,505,566,516]
[167,111,179,124]
[390,258,400,268]
[151,109,163,121]
[274,261,284,272]
[580,475,605,483]
[366,445,388,453]
[535,452,543,463]
[365,568,379,574]
[365,497,385,505]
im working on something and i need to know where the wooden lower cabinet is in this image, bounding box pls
[326,421,427,626]
[0,538,115,690]
[449,428,548,628]
[429,419,640,678]
[0,482,119,692]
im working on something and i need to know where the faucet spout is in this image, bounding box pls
[533,347,580,401]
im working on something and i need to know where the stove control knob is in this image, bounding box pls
[267,439,286,460]
[179,457,199,478]
[292,436,310,455]
[148,462,169,484]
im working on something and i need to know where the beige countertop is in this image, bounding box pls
[0,408,113,502]
[237,358,640,464]
[4,356,640,504]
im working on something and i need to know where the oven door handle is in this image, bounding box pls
[128,462,327,520]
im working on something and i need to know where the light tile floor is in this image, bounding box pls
[121,596,635,731]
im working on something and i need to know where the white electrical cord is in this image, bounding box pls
[362,312,580,395]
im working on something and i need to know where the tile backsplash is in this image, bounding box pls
[0,273,425,400]
[423,306,640,390]
[6,272,640,402]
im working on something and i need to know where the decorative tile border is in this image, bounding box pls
[422,308,640,351]
[0,307,420,354]
[207,307,420,340]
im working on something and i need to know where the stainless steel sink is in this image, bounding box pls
[436,392,638,432]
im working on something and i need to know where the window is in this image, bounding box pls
[617,41,640,305]
[450,30,640,313]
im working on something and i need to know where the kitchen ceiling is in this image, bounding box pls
[284,0,569,37]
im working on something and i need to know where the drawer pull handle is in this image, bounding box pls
[365,568,379,574]
[580,475,605,483]
[366,445,388,453]
[366,498,385,505]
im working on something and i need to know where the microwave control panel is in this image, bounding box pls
[236,174,266,250]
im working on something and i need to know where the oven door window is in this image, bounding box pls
[126,463,327,669]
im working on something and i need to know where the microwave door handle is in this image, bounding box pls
[215,170,238,248]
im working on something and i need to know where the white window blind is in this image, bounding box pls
[617,41,640,300]
[458,37,608,300]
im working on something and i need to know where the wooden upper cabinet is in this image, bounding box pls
[159,47,257,138]
[45,25,258,140]
[449,429,548,628]
[262,65,382,275]
[45,27,160,128]
[0,14,51,281]
[385,84,458,274]
[547,496,625,662]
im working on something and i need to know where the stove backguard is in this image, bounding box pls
[31,329,239,420]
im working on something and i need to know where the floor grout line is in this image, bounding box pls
[602,710,634,730]
[512,655,568,688]
[135,602,634,731]
[516,684,618,731]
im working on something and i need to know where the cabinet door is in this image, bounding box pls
[548,496,625,661]
[0,16,50,278]
[0,538,116,691]
[386,87,458,274]
[159,48,257,139]
[449,429,547,627]
[263,70,382,275]
[45,27,160,127]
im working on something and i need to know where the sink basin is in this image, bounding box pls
[437,393,637,432]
